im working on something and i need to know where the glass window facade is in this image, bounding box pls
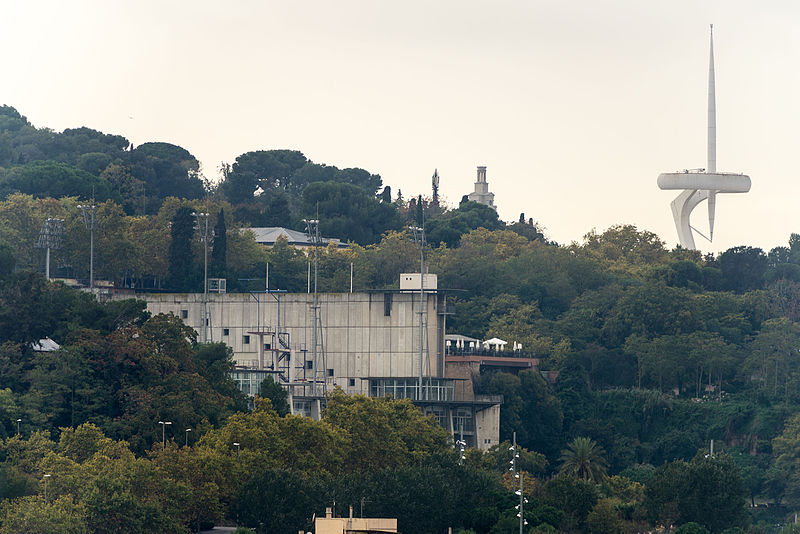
[293,400,312,418]
[370,378,454,401]
[453,407,474,433]
[424,405,448,426]
[231,370,274,397]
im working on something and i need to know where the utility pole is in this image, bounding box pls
[192,212,210,343]
[78,203,97,289]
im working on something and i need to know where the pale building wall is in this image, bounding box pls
[315,517,398,534]
[475,403,501,450]
[129,291,443,395]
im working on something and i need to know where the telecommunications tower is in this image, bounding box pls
[657,25,751,250]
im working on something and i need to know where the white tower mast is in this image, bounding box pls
[707,24,717,238]
[657,25,751,250]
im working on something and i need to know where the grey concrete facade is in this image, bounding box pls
[136,291,445,394]
[127,290,500,450]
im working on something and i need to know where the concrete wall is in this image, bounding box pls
[475,403,501,450]
[130,291,443,395]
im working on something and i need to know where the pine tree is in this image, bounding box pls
[168,206,195,291]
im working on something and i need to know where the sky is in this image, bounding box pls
[1,1,798,254]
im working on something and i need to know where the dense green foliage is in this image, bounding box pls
[5,104,800,532]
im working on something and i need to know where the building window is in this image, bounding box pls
[349,378,356,387]
[243,335,250,345]
[306,360,313,370]
[327,368,334,377]
[264,343,271,350]
[223,328,229,336]
[180,309,188,319]
[384,293,392,316]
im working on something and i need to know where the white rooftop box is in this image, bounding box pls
[400,273,437,291]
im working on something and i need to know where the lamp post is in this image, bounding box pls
[16,418,20,436]
[192,212,210,343]
[43,474,51,503]
[509,431,519,492]
[516,473,528,534]
[158,421,172,449]
[233,442,240,456]
[185,428,192,447]
[456,438,466,466]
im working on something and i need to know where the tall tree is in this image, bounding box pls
[167,206,195,291]
[558,437,609,482]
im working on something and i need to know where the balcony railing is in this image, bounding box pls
[445,346,540,359]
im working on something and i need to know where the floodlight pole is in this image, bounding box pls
[192,212,210,343]
[78,204,97,289]
[304,218,322,397]
[519,472,525,534]
[510,432,518,492]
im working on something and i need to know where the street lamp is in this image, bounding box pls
[233,442,240,456]
[16,418,20,436]
[516,473,529,534]
[43,474,51,503]
[185,428,192,447]
[158,421,172,449]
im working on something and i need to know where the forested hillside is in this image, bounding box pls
[4,105,800,533]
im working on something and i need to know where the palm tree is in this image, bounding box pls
[558,437,609,482]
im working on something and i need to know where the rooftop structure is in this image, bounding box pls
[657,25,751,250]
[247,226,347,250]
[467,166,496,209]
[315,506,397,534]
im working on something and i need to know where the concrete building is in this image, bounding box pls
[315,506,397,534]
[127,276,502,449]
[467,166,496,209]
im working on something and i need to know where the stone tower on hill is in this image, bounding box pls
[467,166,496,209]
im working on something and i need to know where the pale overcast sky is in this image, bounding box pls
[1,1,798,253]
